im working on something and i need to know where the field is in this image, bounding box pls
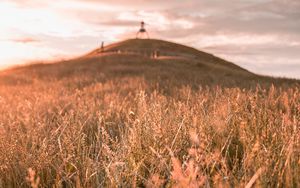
[0,42,300,187]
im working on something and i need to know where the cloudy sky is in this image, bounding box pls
[0,0,299,78]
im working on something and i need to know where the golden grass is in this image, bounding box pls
[0,53,299,187]
[0,73,300,187]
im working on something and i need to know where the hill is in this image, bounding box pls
[0,39,299,187]
[0,39,298,89]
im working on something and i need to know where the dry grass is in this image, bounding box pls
[0,52,299,187]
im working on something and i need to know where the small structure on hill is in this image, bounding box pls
[136,21,149,39]
[151,50,160,59]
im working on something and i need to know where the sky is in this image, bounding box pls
[0,0,299,78]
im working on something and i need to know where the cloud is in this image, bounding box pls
[11,37,40,43]
[94,20,138,27]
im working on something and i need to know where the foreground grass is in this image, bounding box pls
[0,75,299,187]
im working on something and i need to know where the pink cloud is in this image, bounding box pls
[12,37,40,43]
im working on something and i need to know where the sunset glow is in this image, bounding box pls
[0,0,299,78]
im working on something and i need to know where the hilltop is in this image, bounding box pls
[88,38,249,72]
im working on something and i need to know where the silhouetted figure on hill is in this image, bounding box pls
[136,21,149,39]
[101,41,104,52]
[156,50,160,58]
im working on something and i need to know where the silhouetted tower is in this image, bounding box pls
[136,21,149,39]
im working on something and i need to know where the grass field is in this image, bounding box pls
[0,40,299,187]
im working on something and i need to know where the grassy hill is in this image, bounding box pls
[1,39,298,89]
[0,39,299,187]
